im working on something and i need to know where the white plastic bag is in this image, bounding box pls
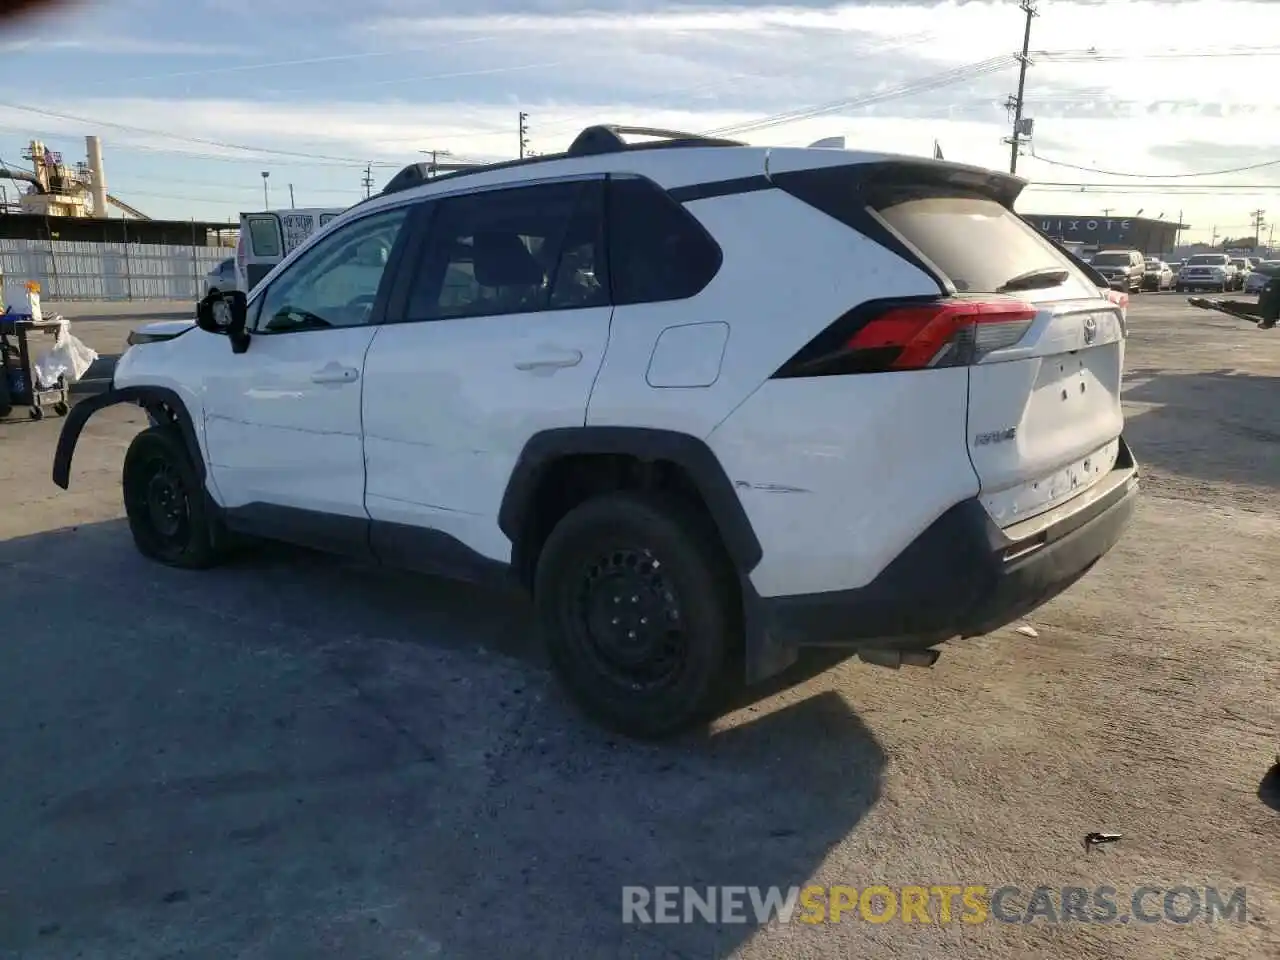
[33,319,99,388]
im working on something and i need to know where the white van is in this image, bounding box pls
[235,207,346,293]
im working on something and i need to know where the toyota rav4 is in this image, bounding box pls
[52,125,1138,739]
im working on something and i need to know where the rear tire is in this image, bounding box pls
[122,425,225,569]
[534,490,739,739]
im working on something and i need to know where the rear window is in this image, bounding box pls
[1091,252,1131,266]
[874,195,1094,296]
[246,217,281,258]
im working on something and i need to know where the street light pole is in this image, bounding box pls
[261,171,270,208]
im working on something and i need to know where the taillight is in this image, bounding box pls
[773,298,1038,378]
[1106,289,1128,310]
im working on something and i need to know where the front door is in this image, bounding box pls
[203,204,413,538]
[361,178,613,566]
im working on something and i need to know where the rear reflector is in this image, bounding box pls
[774,298,1037,378]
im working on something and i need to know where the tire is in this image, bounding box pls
[534,490,740,739]
[53,401,69,417]
[29,406,43,420]
[122,425,225,569]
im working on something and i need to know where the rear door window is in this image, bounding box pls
[246,217,281,258]
[874,194,1097,298]
[404,179,607,321]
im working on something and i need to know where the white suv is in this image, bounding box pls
[52,125,1138,739]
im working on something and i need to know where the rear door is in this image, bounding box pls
[361,177,614,566]
[872,190,1127,528]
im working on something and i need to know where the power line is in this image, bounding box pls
[1027,148,1280,179]
[0,100,409,166]
[703,54,1017,138]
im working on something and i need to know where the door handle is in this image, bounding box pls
[311,365,359,384]
[514,350,583,371]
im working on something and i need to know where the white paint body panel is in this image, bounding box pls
[708,369,978,598]
[966,298,1126,525]
[360,307,613,563]
[586,188,938,438]
[200,328,377,517]
[645,322,729,388]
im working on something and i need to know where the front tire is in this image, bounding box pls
[534,491,739,739]
[122,425,224,569]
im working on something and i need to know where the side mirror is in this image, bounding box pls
[196,289,250,353]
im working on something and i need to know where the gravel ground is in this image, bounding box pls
[0,293,1276,959]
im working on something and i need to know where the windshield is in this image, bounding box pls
[1091,253,1130,266]
[1231,259,1248,268]
[1188,255,1228,266]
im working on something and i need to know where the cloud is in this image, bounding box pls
[0,36,248,55]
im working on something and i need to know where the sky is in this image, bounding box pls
[0,0,1277,242]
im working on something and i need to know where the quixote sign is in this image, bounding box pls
[1025,215,1134,244]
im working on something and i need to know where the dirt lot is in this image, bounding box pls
[0,295,1276,959]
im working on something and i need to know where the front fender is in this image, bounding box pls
[52,386,205,490]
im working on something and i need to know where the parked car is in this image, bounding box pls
[200,257,239,297]
[1244,260,1280,294]
[1229,258,1251,291]
[1090,249,1145,292]
[53,124,1138,739]
[1141,258,1174,291]
[1176,253,1236,292]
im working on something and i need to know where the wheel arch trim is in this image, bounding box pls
[52,386,205,490]
[498,426,764,574]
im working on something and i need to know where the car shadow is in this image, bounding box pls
[1122,366,1280,490]
[0,520,885,959]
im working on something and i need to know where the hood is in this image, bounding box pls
[127,318,196,345]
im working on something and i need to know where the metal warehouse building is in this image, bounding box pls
[1022,214,1187,255]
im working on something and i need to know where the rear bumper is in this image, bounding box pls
[757,437,1139,650]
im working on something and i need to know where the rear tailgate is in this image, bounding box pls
[871,183,1128,527]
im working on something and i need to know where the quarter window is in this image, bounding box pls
[406,180,607,321]
[255,207,409,333]
[607,176,721,304]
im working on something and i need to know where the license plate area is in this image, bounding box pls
[981,437,1120,527]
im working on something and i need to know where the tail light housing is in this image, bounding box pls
[773,298,1038,378]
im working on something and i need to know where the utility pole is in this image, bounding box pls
[1101,208,1114,218]
[260,171,270,208]
[1004,0,1038,175]
[1250,208,1266,249]
[362,163,375,200]
[288,183,295,209]
[519,111,530,159]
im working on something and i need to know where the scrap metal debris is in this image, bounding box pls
[1015,624,1039,638]
[1084,832,1122,852]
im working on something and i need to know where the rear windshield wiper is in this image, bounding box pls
[996,267,1070,293]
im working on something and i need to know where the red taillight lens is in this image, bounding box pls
[845,300,1037,370]
[1106,289,1128,310]
[774,298,1038,378]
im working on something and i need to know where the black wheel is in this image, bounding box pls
[29,406,43,420]
[534,490,740,739]
[53,401,69,417]
[122,425,224,569]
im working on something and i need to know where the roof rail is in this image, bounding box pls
[565,125,747,156]
[379,124,747,196]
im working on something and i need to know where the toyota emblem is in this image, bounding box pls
[1083,315,1098,345]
